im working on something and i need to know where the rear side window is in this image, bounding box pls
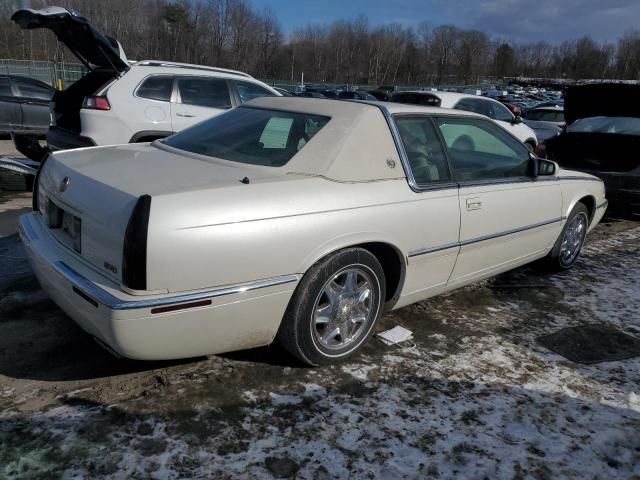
[436,117,531,181]
[162,107,330,166]
[137,76,173,102]
[0,78,12,97]
[234,80,276,103]
[178,77,231,109]
[395,116,451,184]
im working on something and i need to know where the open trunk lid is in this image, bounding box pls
[564,84,640,125]
[11,7,128,72]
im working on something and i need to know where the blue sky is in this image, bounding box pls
[251,0,640,43]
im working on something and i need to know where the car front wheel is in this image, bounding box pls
[277,248,385,366]
[544,202,589,271]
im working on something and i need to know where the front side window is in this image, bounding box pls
[178,76,231,109]
[436,117,531,181]
[395,116,451,185]
[234,80,275,103]
[137,75,173,102]
[455,98,492,118]
[162,107,330,167]
[491,101,515,122]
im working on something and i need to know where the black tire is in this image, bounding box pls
[542,202,589,271]
[277,248,386,366]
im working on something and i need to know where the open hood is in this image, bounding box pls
[11,7,128,72]
[564,83,640,125]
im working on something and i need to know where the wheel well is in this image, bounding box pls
[578,195,596,222]
[358,242,405,308]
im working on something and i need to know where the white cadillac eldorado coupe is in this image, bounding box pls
[19,98,608,365]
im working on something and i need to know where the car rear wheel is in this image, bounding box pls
[277,248,385,366]
[543,202,589,271]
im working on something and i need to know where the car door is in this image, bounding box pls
[13,79,52,133]
[171,76,233,132]
[434,116,562,287]
[0,77,21,133]
[392,115,461,306]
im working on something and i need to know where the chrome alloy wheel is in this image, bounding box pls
[560,213,587,266]
[312,267,375,350]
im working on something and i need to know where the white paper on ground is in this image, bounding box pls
[376,325,414,346]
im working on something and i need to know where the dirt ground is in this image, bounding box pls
[0,188,639,479]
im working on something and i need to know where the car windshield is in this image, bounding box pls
[567,116,640,135]
[162,107,330,167]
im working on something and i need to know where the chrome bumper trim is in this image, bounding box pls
[52,261,298,311]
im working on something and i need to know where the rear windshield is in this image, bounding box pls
[162,107,330,167]
[567,116,640,135]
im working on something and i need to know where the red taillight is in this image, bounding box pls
[82,96,111,111]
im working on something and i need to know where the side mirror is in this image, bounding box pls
[537,158,557,176]
[512,115,523,125]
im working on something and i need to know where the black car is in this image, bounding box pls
[0,74,53,136]
[545,83,640,212]
[338,90,377,101]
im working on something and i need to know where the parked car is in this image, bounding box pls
[368,89,392,101]
[391,91,538,149]
[20,97,606,365]
[0,74,53,136]
[273,87,294,97]
[522,106,565,142]
[338,90,377,101]
[296,91,327,98]
[545,83,640,212]
[499,101,522,116]
[12,7,280,154]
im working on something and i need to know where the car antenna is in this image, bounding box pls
[241,176,250,184]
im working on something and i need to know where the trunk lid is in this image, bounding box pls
[37,143,286,285]
[564,83,640,125]
[11,7,128,72]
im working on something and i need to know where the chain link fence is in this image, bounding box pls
[1,59,499,93]
[0,59,85,89]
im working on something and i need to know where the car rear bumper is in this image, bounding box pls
[19,212,297,360]
[47,127,96,151]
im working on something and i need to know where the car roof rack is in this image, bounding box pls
[134,61,252,78]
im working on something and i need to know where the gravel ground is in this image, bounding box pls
[0,193,639,479]
[0,139,20,158]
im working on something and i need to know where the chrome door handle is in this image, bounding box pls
[176,112,196,117]
[466,198,482,210]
